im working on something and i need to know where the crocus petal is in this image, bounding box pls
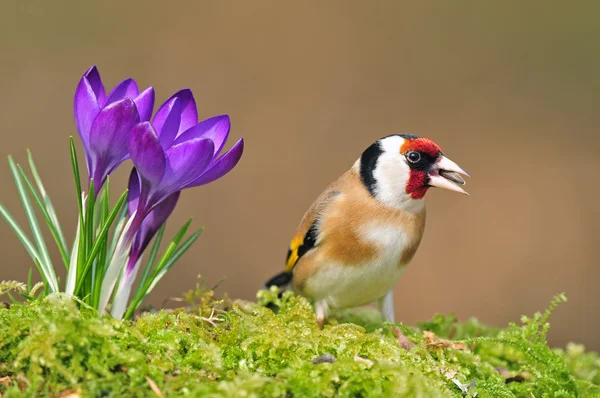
[85,66,105,105]
[134,87,155,122]
[129,122,166,187]
[131,190,180,260]
[186,138,244,188]
[156,97,182,150]
[74,68,104,148]
[153,89,198,138]
[175,115,230,157]
[127,168,141,217]
[105,78,139,105]
[159,138,214,195]
[88,99,140,188]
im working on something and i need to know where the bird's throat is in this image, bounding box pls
[406,170,429,199]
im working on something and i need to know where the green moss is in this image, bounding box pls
[0,283,598,397]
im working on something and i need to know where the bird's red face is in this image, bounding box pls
[400,136,470,199]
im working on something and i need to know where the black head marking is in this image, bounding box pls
[296,221,319,259]
[359,141,383,196]
[405,151,438,172]
[397,133,420,141]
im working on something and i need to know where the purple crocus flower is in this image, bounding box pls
[105,89,244,318]
[128,89,244,222]
[74,66,155,195]
[127,169,181,270]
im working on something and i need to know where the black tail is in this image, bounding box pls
[264,271,293,290]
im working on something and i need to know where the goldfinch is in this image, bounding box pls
[265,134,470,348]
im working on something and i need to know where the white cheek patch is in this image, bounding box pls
[373,136,425,212]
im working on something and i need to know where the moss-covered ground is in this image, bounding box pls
[0,280,599,397]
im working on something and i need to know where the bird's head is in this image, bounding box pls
[359,134,470,209]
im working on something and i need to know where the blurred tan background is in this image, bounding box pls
[0,1,598,348]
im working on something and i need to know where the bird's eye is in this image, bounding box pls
[406,151,421,163]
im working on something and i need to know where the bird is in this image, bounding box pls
[264,133,470,348]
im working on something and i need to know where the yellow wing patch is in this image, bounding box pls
[285,235,304,272]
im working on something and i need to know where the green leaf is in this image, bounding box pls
[70,137,87,296]
[74,189,128,296]
[125,222,202,320]
[0,203,43,266]
[20,293,35,301]
[6,292,18,304]
[27,149,69,265]
[107,202,129,261]
[92,178,111,308]
[152,218,193,275]
[75,193,87,294]
[27,268,33,292]
[69,137,83,222]
[103,176,110,222]
[133,222,166,301]
[148,229,202,289]
[17,165,70,269]
[8,156,58,292]
[81,179,96,298]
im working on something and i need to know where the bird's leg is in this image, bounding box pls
[315,300,329,328]
[378,290,415,350]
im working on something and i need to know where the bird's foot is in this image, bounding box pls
[315,300,329,329]
[393,326,415,350]
[317,316,325,329]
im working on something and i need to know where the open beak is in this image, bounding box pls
[427,156,471,195]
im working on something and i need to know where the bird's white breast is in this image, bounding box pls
[304,221,413,309]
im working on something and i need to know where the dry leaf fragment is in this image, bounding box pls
[423,331,467,350]
[15,373,29,392]
[353,355,374,367]
[146,376,164,398]
[443,369,458,380]
[57,387,81,398]
[0,376,10,387]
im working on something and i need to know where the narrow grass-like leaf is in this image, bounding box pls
[27,149,69,263]
[93,178,111,304]
[91,181,110,308]
[111,256,143,319]
[85,179,96,254]
[7,156,58,292]
[151,218,192,274]
[133,223,166,300]
[70,137,88,295]
[98,212,136,314]
[0,204,41,264]
[65,194,85,295]
[103,177,110,223]
[6,292,18,304]
[20,293,35,301]
[74,190,128,295]
[81,179,96,298]
[125,222,201,319]
[27,268,33,292]
[33,257,50,297]
[148,229,202,290]
[75,193,87,289]
[69,137,83,219]
[17,165,70,268]
[107,203,129,262]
